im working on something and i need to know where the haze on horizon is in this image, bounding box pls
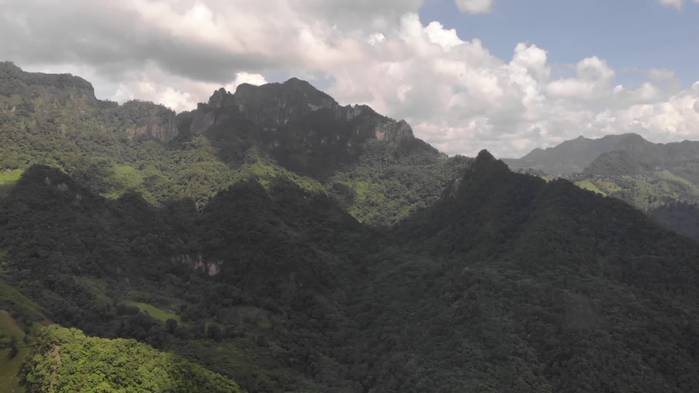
[1,0,698,158]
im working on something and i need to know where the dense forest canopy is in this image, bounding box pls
[1,63,698,393]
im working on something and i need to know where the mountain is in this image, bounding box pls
[507,133,699,241]
[2,63,699,392]
[505,133,655,176]
[3,154,699,392]
[178,78,422,178]
[386,151,699,392]
[0,62,466,225]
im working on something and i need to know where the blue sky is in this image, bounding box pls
[421,0,699,85]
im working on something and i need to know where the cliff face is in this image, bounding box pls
[117,101,178,142]
[0,63,463,226]
[0,62,177,143]
[0,61,96,101]
[178,78,421,178]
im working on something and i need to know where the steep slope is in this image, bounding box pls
[177,78,468,224]
[373,151,699,392]
[178,78,422,177]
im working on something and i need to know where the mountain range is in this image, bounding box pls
[1,63,699,393]
[507,133,699,241]
[0,61,467,226]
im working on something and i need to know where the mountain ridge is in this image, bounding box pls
[0,62,466,225]
[506,132,699,241]
[4,155,699,392]
[3,63,699,392]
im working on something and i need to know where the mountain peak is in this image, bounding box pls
[282,77,315,89]
[476,149,496,162]
[464,149,510,179]
[507,133,657,176]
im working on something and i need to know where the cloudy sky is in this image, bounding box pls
[1,0,698,157]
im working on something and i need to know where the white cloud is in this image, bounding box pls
[455,0,495,14]
[224,72,268,91]
[660,0,684,9]
[659,0,699,9]
[1,0,699,158]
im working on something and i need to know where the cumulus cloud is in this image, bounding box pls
[1,0,698,157]
[659,0,699,9]
[455,0,495,14]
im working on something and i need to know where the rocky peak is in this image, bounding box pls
[0,62,95,100]
[208,87,232,108]
[231,78,338,128]
[470,150,508,173]
[374,119,414,142]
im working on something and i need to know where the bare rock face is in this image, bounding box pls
[177,77,425,178]
[232,78,338,128]
[172,253,222,277]
[116,100,178,142]
[375,119,414,142]
[189,104,217,136]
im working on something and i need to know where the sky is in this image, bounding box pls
[1,0,698,158]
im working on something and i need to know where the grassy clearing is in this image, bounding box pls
[0,311,27,393]
[0,280,44,322]
[236,162,326,195]
[0,169,23,198]
[126,301,181,323]
[575,180,607,196]
[655,170,699,194]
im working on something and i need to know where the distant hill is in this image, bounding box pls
[505,133,654,176]
[507,133,699,241]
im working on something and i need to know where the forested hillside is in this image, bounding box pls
[507,133,699,241]
[1,64,699,392]
[2,153,699,392]
[0,62,466,225]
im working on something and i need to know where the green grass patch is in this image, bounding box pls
[655,170,699,192]
[126,301,181,323]
[236,162,326,195]
[575,180,607,196]
[102,164,145,199]
[22,325,241,392]
[0,310,27,393]
[0,279,45,322]
[574,178,623,196]
[0,169,23,198]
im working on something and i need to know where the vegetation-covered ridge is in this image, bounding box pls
[1,153,699,392]
[2,62,699,392]
[22,324,242,393]
[506,133,699,241]
[0,62,466,225]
